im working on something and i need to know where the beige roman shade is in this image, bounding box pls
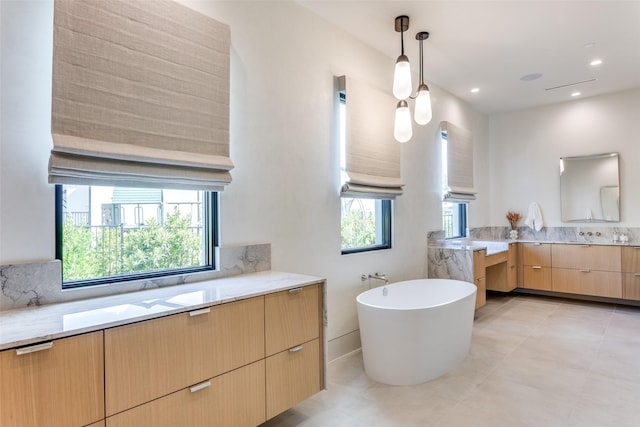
[441,121,476,202]
[338,76,404,199]
[49,0,233,190]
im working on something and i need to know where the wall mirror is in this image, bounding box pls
[560,152,620,222]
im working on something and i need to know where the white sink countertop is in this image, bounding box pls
[0,270,324,351]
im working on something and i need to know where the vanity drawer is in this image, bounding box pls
[0,331,104,427]
[265,284,320,356]
[552,244,621,272]
[523,265,552,291]
[522,243,552,267]
[106,360,265,427]
[552,268,622,298]
[105,297,264,415]
[266,338,321,419]
[621,246,640,273]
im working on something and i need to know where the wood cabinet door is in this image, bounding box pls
[106,360,266,427]
[266,338,321,420]
[507,243,517,288]
[522,243,551,267]
[105,297,264,416]
[265,284,320,356]
[621,246,640,273]
[473,250,486,308]
[0,331,104,427]
[552,244,621,271]
[622,273,640,300]
[523,266,552,291]
[87,421,106,427]
[552,268,622,298]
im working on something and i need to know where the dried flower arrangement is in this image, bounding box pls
[506,211,522,230]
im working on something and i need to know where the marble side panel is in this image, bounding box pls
[427,247,473,282]
[0,243,271,311]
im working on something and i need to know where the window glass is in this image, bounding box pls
[56,184,214,287]
[341,198,391,252]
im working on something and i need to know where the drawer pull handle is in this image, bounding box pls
[580,269,591,273]
[190,381,211,393]
[189,307,211,317]
[289,345,304,353]
[288,287,303,294]
[634,273,640,277]
[533,243,542,246]
[531,266,542,269]
[16,342,53,355]
[581,245,591,248]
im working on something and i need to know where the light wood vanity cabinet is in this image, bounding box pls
[265,284,323,419]
[551,244,622,298]
[473,249,486,308]
[0,278,325,427]
[0,331,105,427]
[105,297,265,416]
[521,243,552,291]
[622,246,640,300]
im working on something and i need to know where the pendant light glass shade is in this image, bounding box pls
[394,100,412,143]
[414,84,432,125]
[393,55,412,100]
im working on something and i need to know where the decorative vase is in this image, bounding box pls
[509,229,518,240]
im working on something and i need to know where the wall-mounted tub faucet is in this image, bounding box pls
[361,273,389,294]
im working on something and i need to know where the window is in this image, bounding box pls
[56,184,216,288]
[442,133,468,238]
[339,93,392,253]
[341,198,391,253]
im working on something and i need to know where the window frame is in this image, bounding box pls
[55,184,218,289]
[340,198,392,255]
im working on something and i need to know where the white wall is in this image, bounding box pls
[490,89,640,227]
[0,0,489,358]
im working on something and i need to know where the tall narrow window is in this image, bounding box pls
[338,88,392,253]
[442,132,468,238]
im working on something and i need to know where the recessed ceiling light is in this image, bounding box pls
[590,59,603,66]
[470,88,479,93]
[520,73,542,82]
[571,92,581,97]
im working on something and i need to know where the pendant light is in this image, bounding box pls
[392,15,433,142]
[392,16,412,100]
[394,100,412,143]
[413,31,432,125]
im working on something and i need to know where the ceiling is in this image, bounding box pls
[298,0,640,114]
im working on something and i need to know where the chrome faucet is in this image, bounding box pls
[368,273,389,285]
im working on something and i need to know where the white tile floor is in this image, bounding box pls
[260,294,640,427]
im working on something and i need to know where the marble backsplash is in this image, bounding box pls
[428,226,639,246]
[0,243,270,311]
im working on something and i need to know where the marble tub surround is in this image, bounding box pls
[0,270,323,351]
[0,243,271,311]
[427,247,474,282]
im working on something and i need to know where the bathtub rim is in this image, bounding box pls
[356,278,476,311]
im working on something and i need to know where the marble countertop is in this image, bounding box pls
[433,239,636,255]
[0,270,324,351]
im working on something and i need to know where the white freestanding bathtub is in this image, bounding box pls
[356,279,477,386]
